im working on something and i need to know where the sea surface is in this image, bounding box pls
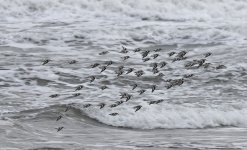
[0,0,247,150]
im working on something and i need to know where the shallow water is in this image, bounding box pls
[1,0,247,149]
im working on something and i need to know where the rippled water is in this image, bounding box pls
[1,0,247,149]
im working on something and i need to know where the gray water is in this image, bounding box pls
[1,0,247,150]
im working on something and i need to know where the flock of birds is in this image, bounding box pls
[42,46,226,132]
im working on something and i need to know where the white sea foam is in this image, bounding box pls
[84,103,247,129]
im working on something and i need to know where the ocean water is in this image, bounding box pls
[0,0,247,149]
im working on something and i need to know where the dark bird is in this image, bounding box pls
[135,70,144,77]
[125,94,132,102]
[152,54,159,59]
[83,104,91,108]
[197,59,206,67]
[120,46,128,53]
[151,63,158,69]
[149,101,157,105]
[151,85,156,92]
[98,103,105,109]
[176,51,187,58]
[152,68,159,74]
[100,66,107,73]
[184,61,196,68]
[42,59,51,65]
[156,99,164,104]
[126,68,134,74]
[183,74,194,78]
[138,89,146,95]
[204,52,212,58]
[160,61,167,68]
[55,127,64,132]
[166,84,173,89]
[134,48,141,52]
[89,76,96,82]
[122,56,130,61]
[172,57,187,62]
[116,100,124,105]
[73,93,81,97]
[132,84,138,90]
[99,51,109,55]
[56,115,63,121]
[118,65,124,70]
[91,63,100,68]
[105,60,113,66]
[143,58,150,62]
[116,70,124,77]
[133,105,142,112]
[100,86,108,90]
[168,52,176,57]
[65,106,71,112]
[49,94,59,98]
[120,93,128,99]
[216,65,226,69]
[75,85,83,91]
[109,113,119,116]
[68,60,77,64]
[110,104,118,108]
[142,50,150,58]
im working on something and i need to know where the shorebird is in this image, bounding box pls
[125,94,132,101]
[109,113,119,116]
[118,65,124,70]
[183,74,194,78]
[135,70,144,77]
[143,58,150,62]
[133,105,142,112]
[126,68,134,74]
[42,59,51,65]
[168,52,176,57]
[56,115,63,121]
[49,94,59,98]
[100,86,108,90]
[204,52,212,58]
[98,103,105,109]
[91,63,100,68]
[149,101,157,105]
[100,66,107,73]
[134,48,141,52]
[160,61,167,68]
[120,46,128,53]
[216,65,226,69]
[99,51,109,55]
[122,56,130,61]
[75,85,83,91]
[116,70,124,77]
[203,63,211,68]
[55,127,64,132]
[116,100,124,105]
[166,84,173,89]
[68,60,77,64]
[88,76,95,83]
[110,104,118,108]
[151,85,156,92]
[154,48,162,52]
[156,99,164,104]
[73,93,81,97]
[120,93,128,99]
[83,104,91,108]
[152,68,159,74]
[156,73,164,77]
[152,54,159,59]
[132,84,138,90]
[65,106,71,112]
[142,50,150,58]
[151,63,158,69]
[138,89,146,95]
[176,51,187,58]
[172,57,187,62]
[105,61,113,66]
